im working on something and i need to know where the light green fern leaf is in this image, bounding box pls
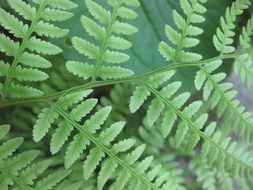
[66,0,139,80]
[159,0,207,63]
[213,0,250,54]
[0,0,76,99]
[0,124,71,190]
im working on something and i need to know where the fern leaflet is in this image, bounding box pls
[66,0,139,81]
[0,124,71,190]
[0,0,76,99]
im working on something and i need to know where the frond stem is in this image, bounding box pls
[0,52,242,108]
[144,82,253,172]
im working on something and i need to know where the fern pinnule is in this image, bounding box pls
[159,0,207,63]
[0,124,71,190]
[66,0,140,81]
[0,0,76,99]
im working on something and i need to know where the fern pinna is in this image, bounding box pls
[0,124,70,190]
[0,0,76,99]
[33,90,182,190]
[194,0,253,141]
[66,0,139,80]
[0,0,253,189]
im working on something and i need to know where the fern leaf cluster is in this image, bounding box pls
[130,70,253,177]
[0,124,70,190]
[193,0,253,141]
[0,0,76,99]
[33,90,181,190]
[159,0,207,63]
[66,0,139,80]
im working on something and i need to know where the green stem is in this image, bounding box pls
[1,0,48,98]
[0,53,241,109]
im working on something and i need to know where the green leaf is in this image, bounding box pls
[0,61,10,77]
[103,50,129,64]
[0,137,23,160]
[0,8,28,38]
[112,21,138,35]
[83,147,105,180]
[20,52,52,68]
[85,107,112,133]
[42,8,73,21]
[66,61,94,80]
[65,134,90,168]
[6,150,39,175]
[14,66,49,82]
[8,83,43,98]
[72,37,99,59]
[129,86,150,113]
[0,33,19,56]
[35,169,71,190]
[27,37,62,55]
[99,66,134,79]
[85,0,111,25]
[7,0,36,21]
[47,0,77,10]
[97,158,118,190]
[0,125,10,140]
[50,121,73,154]
[98,122,125,145]
[107,36,132,50]
[81,15,105,40]
[33,107,59,142]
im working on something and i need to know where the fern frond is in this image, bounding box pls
[0,124,71,190]
[130,69,253,177]
[159,0,207,63]
[66,0,139,80]
[193,0,253,142]
[33,90,181,190]
[234,16,253,87]
[213,0,250,55]
[0,0,76,99]
[194,60,253,142]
